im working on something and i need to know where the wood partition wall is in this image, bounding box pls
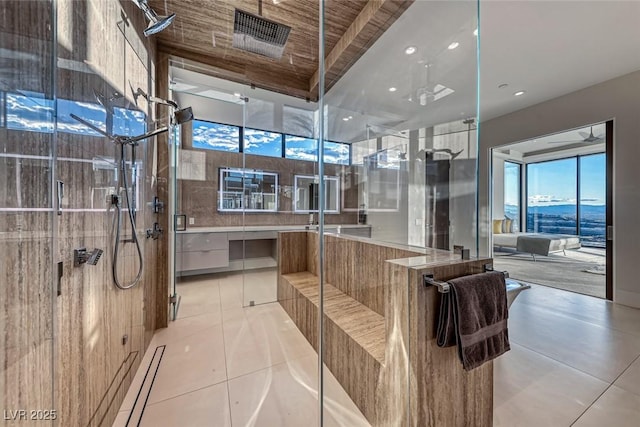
[278,231,494,426]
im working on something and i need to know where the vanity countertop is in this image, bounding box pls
[177,224,371,234]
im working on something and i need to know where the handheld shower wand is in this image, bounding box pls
[70,113,168,290]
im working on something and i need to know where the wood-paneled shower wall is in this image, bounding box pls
[1,1,166,426]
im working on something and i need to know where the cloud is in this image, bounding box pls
[285,147,318,162]
[527,194,577,205]
[192,122,239,151]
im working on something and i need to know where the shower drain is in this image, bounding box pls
[124,345,166,426]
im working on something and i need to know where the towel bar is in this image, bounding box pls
[423,269,510,294]
[424,274,450,293]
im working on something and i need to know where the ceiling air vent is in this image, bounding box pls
[233,9,291,59]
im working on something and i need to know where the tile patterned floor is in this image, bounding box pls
[115,272,640,426]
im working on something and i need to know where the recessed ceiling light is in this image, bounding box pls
[498,83,509,89]
[448,42,459,50]
[234,92,242,97]
[404,46,417,55]
[342,117,349,121]
[348,116,353,119]
[473,28,478,36]
[388,87,397,92]
[514,91,526,96]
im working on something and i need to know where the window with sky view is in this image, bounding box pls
[526,154,605,247]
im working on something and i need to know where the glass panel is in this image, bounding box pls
[324,141,350,165]
[243,128,283,157]
[504,161,521,231]
[527,158,578,234]
[1,0,55,420]
[169,78,246,323]
[579,153,606,247]
[322,1,479,425]
[192,119,240,151]
[285,134,318,161]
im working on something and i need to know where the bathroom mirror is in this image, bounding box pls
[218,168,278,212]
[294,175,339,213]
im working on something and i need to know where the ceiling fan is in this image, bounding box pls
[579,126,605,143]
[550,126,604,144]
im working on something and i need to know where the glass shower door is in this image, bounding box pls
[169,81,246,320]
[0,0,56,422]
[320,0,480,425]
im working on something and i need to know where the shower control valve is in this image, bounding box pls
[152,196,164,213]
[74,247,103,267]
[146,222,163,240]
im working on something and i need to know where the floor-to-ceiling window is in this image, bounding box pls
[579,153,606,247]
[526,154,605,246]
[504,161,521,231]
[526,157,578,235]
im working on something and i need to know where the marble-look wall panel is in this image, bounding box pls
[154,51,170,333]
[405,259,494,426]
[177,148,359,227]
[278,233,495,426]
[52,0,160,424]
[323,234,422,316]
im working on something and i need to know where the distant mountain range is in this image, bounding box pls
[504,204,606,247]
[505,204,605,216]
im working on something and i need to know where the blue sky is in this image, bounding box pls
[505,154,605,207]
[192,120,349,165]
[6,91,146,137]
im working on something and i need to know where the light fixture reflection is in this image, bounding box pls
[448,42,459,50]
[404,46,417,55]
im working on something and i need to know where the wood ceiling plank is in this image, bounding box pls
[159,43,312,99]
[147,0,405,99]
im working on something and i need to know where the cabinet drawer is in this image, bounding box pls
[227,231,278,241]
[177,249,229,271]
[178,233,228,252]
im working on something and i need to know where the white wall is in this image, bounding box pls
[479,70,640,308]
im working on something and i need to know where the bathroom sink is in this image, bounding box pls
[506,278,531,308]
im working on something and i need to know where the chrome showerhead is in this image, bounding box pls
[144,13,175,36]
[132,0,176,37]
[174,107,193,125]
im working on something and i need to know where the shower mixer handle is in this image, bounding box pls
[146,223,163,240]
[73,247,103,266]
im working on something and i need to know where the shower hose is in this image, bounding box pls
[112,142,144,290]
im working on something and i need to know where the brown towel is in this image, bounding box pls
[436,271,510,370]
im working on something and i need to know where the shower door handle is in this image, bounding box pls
[56,180,64,215]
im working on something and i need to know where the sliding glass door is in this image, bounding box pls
[526,153,606,247]
[579,153,606,247]
[526,158,578,234]
[504,161,521,231]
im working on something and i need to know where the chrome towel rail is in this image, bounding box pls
[424,264,509,294]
